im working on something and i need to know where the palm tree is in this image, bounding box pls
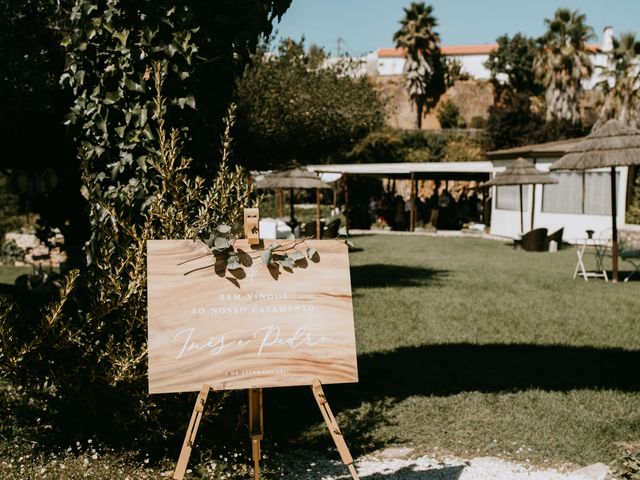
[534,8,594,124]
[596,33,640,129]
[393,2,444,129]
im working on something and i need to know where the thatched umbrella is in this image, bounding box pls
[483,157,558,232]
[550,119,640,282]
[254,168,331,239]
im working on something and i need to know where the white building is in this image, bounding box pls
[487,138,638,242]
[369,27,615,84]
[373,44,497,79]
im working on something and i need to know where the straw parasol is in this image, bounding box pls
[254,168,331,239]
[483,157,558,232]
[550,119,640,282]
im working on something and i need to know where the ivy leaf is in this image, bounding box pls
[213,237,230,250]
[124,78,144,92]
[216,224,232,234]
[104,91,120,105]
[112,30,130,47]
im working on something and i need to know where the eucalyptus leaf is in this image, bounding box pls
[213,237,230,250]
[216,224,232,234]
[288,250,305,261]
[226,254,242,271]
[280,256,295,269]
[306,247,317,259]
[261,251,272,266]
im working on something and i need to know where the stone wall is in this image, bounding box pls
[372,76,494,130]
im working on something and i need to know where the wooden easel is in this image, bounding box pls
[171,209,359,480]
[172,381,359,480]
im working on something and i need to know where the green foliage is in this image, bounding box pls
[486,91,543,150]
[393,2,446,128]
[485,33,541,94]
[61,0,290,219]
[445,58,471,86]
[0,72,255,446]
[442,137,483,162]
[348,129,485,163]
[534,8,594,123]
[234,38,386,169]
[596,33,640,129]
[0,176,23,242]
[486,90,587,150]
[0,0,68,171]
[627,168,640,225]
[347,131,404,163]
[437,100,466,129]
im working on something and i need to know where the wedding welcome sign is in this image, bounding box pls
[147,239,358,394]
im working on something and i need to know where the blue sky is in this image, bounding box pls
[274,0,640,56]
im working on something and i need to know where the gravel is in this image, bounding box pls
[278,450,610,480]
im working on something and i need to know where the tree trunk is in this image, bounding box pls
[416,101,423,129]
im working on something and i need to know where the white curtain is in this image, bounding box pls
[496,185,528,211]
[542,172,582,214]
[584,171,619,215]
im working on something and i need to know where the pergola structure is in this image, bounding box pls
[307,161,494,232]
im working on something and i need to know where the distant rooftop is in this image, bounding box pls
[487,137,585,160]
[378,45,497,57]
[377,43,600,58]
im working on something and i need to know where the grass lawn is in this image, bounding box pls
[0,265,32,285]
[1,235,639,477]
[265,234,640,468]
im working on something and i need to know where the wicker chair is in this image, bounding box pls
[545,228,564,250]
[323,218,341,239]
[514,228,548,252]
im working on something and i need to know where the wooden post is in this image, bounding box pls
[311,380,360,480]
[342,173,350,236]
[277,189,284,218]
[248,388,264,480]
[316,189,321,239]
[530,184,536,230]
[409,172,416,232]
[519,184,524,233]
[173,385,210,480]
[289,188,295,223]
[611,166,619,282]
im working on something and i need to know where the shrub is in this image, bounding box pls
[437,100,466,129]
[470,116,487,129]
[627,167,640,225]
[0,66,255,447]
[443,137,484,162]
[347,131,403,163]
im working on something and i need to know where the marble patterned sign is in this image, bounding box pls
[147,239,358,393]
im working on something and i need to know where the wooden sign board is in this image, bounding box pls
[147,239,358,394]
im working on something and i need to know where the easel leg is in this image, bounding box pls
[249,388,264,480]
[173,385,210,480]
[311,380,360,480]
